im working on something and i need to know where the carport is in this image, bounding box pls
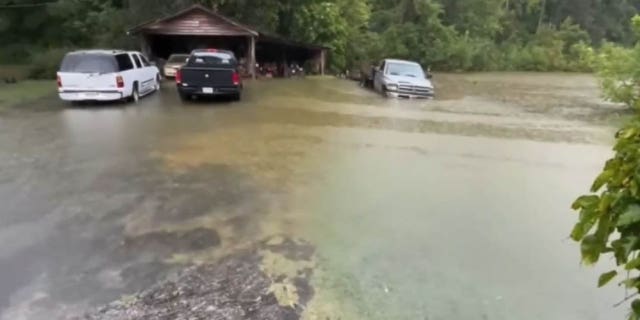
[128,5,327,79]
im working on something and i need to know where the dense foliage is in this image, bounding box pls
[2,0,640,75]
[572,15,640,320]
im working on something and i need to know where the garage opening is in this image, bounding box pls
[146,35,248,60]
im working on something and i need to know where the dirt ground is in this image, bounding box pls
[0,73,629,320]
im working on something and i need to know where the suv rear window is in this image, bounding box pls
[188,52,237,67]
[59,53,118,74]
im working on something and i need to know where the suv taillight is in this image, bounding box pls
[176,69,182,84]
[232,72,240,86]
[56,74,62,88]
[116,75,124,88]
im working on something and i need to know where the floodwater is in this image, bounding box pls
[0,73,630,319]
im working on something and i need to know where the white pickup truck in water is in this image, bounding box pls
[372,59,434,99]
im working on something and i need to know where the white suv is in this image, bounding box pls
[57,50,160,103]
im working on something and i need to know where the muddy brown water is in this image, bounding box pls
[0,73,630,319]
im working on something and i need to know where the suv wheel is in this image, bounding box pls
[131,84,139,103]
[154,75,161,92]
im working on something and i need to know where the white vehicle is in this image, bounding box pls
[163,54,189,78]
[373,59,434,99]
[57,50,161,103]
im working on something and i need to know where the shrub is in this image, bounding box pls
[0,44,33,64]
[572,15,640,320]
[27,48,70,80]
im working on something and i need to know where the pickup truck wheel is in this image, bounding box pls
[232,93,241,101]
[381,86,389,97]
[179,92,189,102]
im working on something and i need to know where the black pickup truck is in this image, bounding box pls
[176,49,242,101]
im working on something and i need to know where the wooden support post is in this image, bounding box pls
[320,49,326,76]
[141,35,152,58]
[248,36,256,79]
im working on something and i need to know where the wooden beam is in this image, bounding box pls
[141,35,151,58]
[248,36,256,79]
[320,49,326,76]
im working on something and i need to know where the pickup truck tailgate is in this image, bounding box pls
[181,68,234,86]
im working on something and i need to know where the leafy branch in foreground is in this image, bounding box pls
[572,15,640,320]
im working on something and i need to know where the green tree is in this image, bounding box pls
[290,1,348,71]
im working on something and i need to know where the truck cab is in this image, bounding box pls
[373,59,434,99]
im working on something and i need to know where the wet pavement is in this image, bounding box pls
[0,73,630,319]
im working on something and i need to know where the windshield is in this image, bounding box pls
[59,54,117,74]
[386,62,424,78]
[167,54,189,63]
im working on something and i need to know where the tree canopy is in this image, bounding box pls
[2,0,640,72]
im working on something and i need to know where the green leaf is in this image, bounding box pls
[633,299,640,317]
[581,235,602,265]
[570,222,592,241]
[619,277,640,288]
[598,270,617,287]
[622,128,638,139]
[617,205,640,227]
[572,195,600,210]
[571,203,601,241]
[612,236,639,265]
[626,257,640,270]
[599,193,614,214]
[592,170,614,192]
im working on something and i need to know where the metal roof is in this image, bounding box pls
[128,5,327,50]
[129,5,258,36]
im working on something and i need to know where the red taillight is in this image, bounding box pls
[232,72,240,86]
[56,75,62,88]
[175,69,182,84]
[116,75,124,88]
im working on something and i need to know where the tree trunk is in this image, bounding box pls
[537,0,546,32]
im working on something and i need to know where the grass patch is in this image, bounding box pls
[0,80,55,109]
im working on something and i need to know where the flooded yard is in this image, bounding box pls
[0,73,629,319]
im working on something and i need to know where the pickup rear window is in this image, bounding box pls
[187,52,237,67]
[60,54,118,74]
